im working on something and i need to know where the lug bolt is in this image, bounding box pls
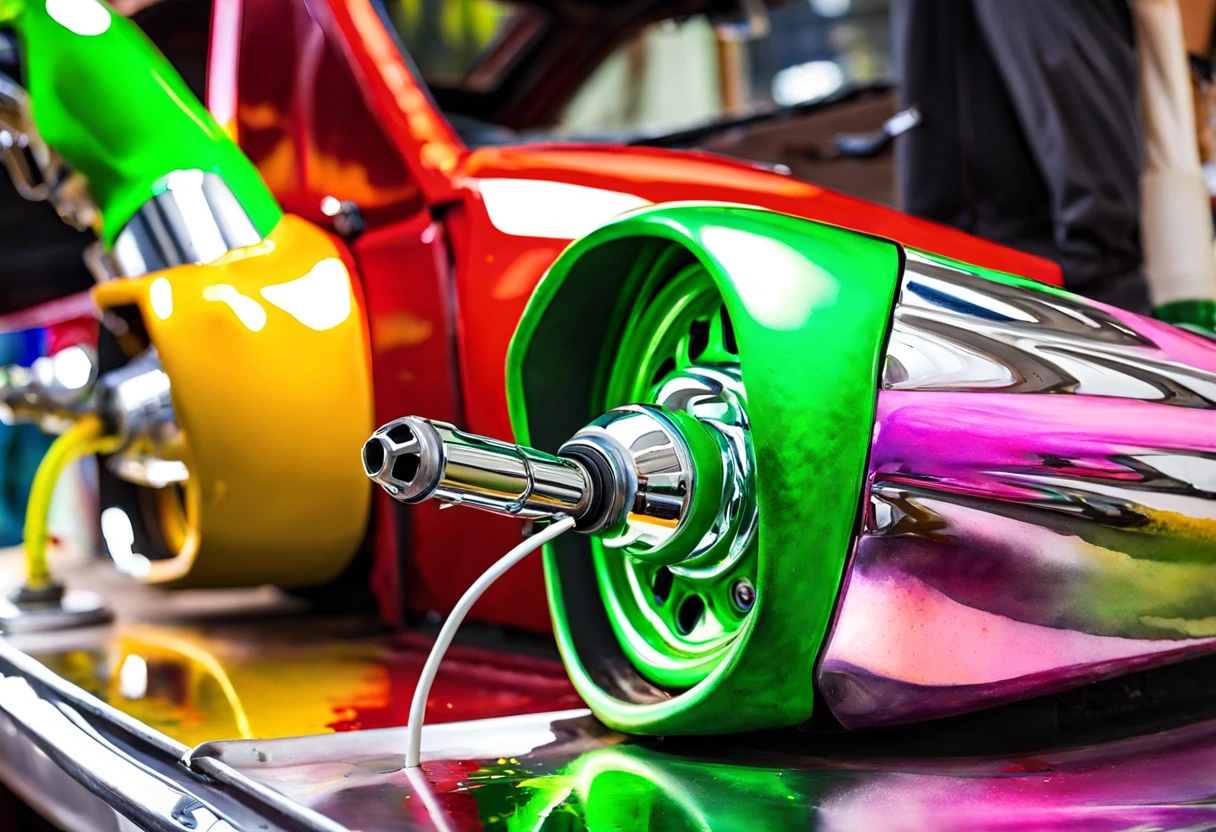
[731,579,756,612]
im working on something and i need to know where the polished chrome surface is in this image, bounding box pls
[365,404,743,564]
[561,405,702,560]
[95,348,187,487]
[111,170,262,277]
[650,366,757,574]
[0,344,99,432]
[363,416,593,520]
[0,73,96,231]
[886,251,1216,403]
[0,675,239,831]
[193,702,1216,832]
[0,346,185,486]
[821,252,1216,729]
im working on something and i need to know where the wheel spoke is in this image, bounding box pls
[594,258,754,689]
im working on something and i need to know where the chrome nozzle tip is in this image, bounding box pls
[363,416,443,502]
[361,435,390,477]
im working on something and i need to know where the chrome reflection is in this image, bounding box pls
[0,72,97,231]
[820,253,1216,729]
[111,170,261,277]
[885,252,1216,405]
[96,349,187,488]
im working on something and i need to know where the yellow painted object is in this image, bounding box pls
[24,415,121,589]
[92,215,374,588]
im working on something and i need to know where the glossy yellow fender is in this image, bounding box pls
[93,216,373,588]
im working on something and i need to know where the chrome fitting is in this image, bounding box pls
[0,345,99,432]
[363,416,594,521]
[0,346,186,487]
[94,349,187,487]
[558,405,723,563]
[0,72,97,231]
[110,170,262,278]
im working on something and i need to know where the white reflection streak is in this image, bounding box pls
[100,507,150,578]
[45,0,111,36]
[260,258,352,331]
[163,170,228,263]
[474,178,652,239]
[700,225,838,329]
[202,284,267,331]
[150,277,173,320]
[118,655,148,701]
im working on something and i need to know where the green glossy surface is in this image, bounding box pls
[507,204,902,734]
[0,0,280,246]
[595,261,753,690]
[1156,299,1216,333]
[505,744,814,832]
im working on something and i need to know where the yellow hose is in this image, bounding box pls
[23,415,120,590]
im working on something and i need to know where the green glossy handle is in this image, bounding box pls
[0,0,280,247]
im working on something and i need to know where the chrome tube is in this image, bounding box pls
[820,251,1216,729]
[95,349,187,487]
[0,73,96,231]
[110,170,262,278]
[364,406,743,565]
[363,416,593,520]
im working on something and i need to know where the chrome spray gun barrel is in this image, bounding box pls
[363,405,748,566]
[361,416,599,522]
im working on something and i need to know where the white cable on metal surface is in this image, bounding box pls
[405,515,577,770]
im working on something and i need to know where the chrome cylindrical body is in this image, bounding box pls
[820,252,1216,729]
[363,416,593,520]
[95,349,186,487]
[109,170,262,278]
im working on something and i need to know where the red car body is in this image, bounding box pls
[212,0,1062,631]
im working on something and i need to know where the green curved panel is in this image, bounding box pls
[0,0,280,246]
[507,204,902,734]
[1155,299,1216,333]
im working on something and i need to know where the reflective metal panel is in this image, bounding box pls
[885,252,1216,401]
[199,707,1216,832]
[821,253,1216,728]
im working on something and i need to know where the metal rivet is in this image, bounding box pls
[731,579,756,612]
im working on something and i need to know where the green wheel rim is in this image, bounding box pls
[593,258,757,690]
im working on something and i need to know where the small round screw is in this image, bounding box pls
[731,579,756,612]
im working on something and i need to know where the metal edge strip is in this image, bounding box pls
[191,757,351,832]
[0,637,350,831]
[0,674,238,832]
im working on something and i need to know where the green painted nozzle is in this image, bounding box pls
[0,0,280,247]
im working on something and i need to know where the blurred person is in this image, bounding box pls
[1181,0,1216,160]
[899,0,1216,324]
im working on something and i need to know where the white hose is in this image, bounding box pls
[405,515,577,769]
